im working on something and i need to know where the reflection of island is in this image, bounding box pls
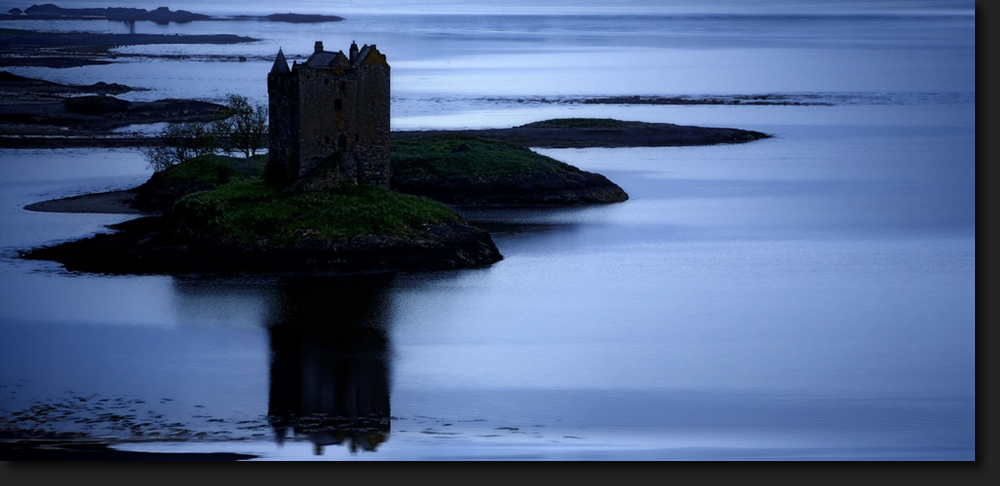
[266,276,393,455]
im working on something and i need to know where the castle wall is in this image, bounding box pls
[353,50,391,188]
[267,71,299,181]
[267,43,391,188]
[296,69,359,179]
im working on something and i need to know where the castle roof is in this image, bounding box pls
[270,48,289,74]
[352,45,373,68]
[271,43,386,76]
[305,44,383,68]
[305,51,338,67]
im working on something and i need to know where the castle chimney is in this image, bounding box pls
[314,41,324,53]
[349,41,359,62]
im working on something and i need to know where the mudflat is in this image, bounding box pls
[23,190,144,215]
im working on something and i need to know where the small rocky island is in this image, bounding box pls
[23,154,505,274]
[391,134,628,205]
[18,41,769,276]
[22,42,506,274]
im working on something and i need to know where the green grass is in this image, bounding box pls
[171,180,462,245]
[391,135,576,183]
[158,134,594,244]
[156,153,268,186]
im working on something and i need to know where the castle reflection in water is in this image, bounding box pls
[265,275,394,455]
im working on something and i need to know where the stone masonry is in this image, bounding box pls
[267,41,390,188]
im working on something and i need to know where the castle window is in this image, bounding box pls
[339,81,346,91]
[335,99,343,110]
[355,134,359,142]
[338,134,347,150]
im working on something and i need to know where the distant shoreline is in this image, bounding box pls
[1,71,770,149]
[0,4,344,24]
[1,70,771,148]
[0,28,260,68]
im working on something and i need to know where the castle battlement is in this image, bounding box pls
[267,41,390,187]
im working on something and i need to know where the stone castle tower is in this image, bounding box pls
[267,41,390,187]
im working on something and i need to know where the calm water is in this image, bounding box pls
[0,1,975,460]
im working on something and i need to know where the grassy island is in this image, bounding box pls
[24,153,502,274]
[391,117,770,149]
[392,135,578,182]
[134,136,629,212]
[390,134,628,205]
[172,180,462,245]
[20,123,687,274]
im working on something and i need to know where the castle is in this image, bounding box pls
[267,41,390,188]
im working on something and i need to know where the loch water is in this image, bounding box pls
[0,1,975,460]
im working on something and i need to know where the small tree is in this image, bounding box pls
[144,122,216,172]
[213,94,268,158]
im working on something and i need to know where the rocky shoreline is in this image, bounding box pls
[21,216,503,275]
